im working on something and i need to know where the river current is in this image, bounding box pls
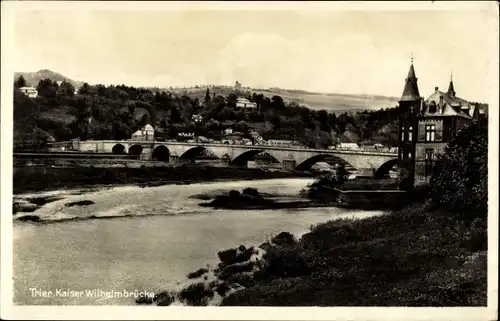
[13,178,384,305]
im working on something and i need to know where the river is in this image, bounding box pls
[13,178,384,305]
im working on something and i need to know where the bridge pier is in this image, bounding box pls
[139,147,152,161]
[282,159,296,172]
[169,155,179,164]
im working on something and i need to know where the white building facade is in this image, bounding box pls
[131,124,155,141]
[236,97,257,109]
[19,86,38,98]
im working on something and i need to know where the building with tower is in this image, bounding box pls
[398,59,488,184]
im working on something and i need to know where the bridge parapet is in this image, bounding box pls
[66,139,397,155]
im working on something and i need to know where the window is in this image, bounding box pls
[401,127,405,142]
[425,124,436,142]
[424,148,434,177]
[409,126,413,142]
[425,149,434,161]
[429,101,437,113]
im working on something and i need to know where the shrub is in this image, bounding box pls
[178,282,214,306]
[187,268,209,279]
[135,295,154,305]
[464,218,487,252]
[242,188,260,197]
[261,245,311,278]
[271,232,297,246]
[153,291,175,306]
[397,166,413,190]
[430,119,487,220]
[217,248,238,265]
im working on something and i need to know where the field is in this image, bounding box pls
[169,86,399,113]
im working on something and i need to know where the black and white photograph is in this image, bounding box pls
[1,1,498,320]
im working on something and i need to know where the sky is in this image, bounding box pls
[10,2,499,101]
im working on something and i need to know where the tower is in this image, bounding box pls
[447,73,456,97]
[398,57,421,185]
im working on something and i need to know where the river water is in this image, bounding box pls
[13,178,384,305]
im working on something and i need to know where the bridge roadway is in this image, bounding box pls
[52,140,399,177]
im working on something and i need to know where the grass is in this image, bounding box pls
[217,203,487,306]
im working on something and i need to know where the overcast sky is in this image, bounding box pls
[11,2,498,101]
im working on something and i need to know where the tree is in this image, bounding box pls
[204,88,211,106]
[271,95,285,110]
[58,80,75,98]
[78,83,92,95]
[430,119,488,220]
[14,75,27,89]
[36,79,58,99]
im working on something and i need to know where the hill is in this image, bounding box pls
[165,86,399,114]
[13,70,403,149]
[14,70,399,113]
[14,69,84,89]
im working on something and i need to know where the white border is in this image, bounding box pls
[1,1,498,320]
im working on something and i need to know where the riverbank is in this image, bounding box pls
[13,165,312,194]
[163,202,487,306]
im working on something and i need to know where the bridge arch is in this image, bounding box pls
[178,146,209,162]
[152,145,170,161]
[295,154,356,171]
[374,158,399,179]
[129,144,143,156]
[112,144,126,154]
[230,149,267,167]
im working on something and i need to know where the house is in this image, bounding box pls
[192,114,203,123]
[19,86,38,98]
[397,61,487,183]
[223,128,233,135]
[131,124,155,141]
[236,97,257,109]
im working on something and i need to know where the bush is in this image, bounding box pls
[430,119,487,220]
[135,294,154,305]
[187,268,209,279]
[397,166,413,190]
[153,291,175,306]
[178,282,214,306]
[271,232,296,246]
[242,188,260,197]
[261,245,311,278]
[217,248,238,265]
[464,218,487,252]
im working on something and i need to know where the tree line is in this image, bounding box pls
[14,75,402,149]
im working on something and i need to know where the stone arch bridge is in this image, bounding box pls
[73,140,398,177]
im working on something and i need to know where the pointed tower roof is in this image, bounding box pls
[400,60,421,102]
[447,73,456,97]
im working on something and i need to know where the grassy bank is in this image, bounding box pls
[165,202,486,306]
[13,166,310,194]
